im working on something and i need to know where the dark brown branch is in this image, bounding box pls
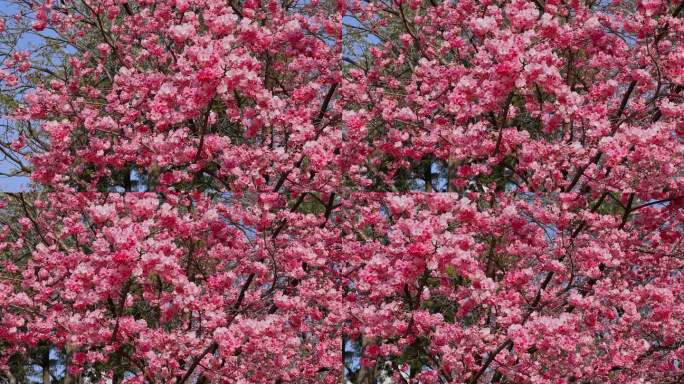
[564,81,636,193]
[468,339,513,384]
[271,192,308,240]
[272,83,338,192]
[618,193,635,230]
[177,273,255,384]
[630,196,683,213]
[493,92,515,155]
[122,3,133,16]
[320,193,336,228]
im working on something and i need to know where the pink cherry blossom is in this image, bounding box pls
[0,0,683,382]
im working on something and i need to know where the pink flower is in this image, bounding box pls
[168,23,196,43]
[10,134,26,151]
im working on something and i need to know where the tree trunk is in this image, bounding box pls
[63,345,80,384]
[355,336,376,384]
[5,371,18,384]
[424,158,433,192]
[42,348,50,384]
[447,156,459,192]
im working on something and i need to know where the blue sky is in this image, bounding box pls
[1,1,29,191]
[0,0,57,192]
[0,163,29,191]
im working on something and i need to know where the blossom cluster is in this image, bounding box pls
[0,0,683,382]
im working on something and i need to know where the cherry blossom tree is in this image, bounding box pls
[0,0,683,383]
